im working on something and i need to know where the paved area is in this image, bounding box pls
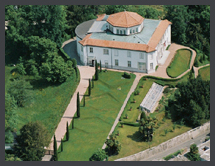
[45,38,95,153]
[140,131,210,161]
[150,43,196,78]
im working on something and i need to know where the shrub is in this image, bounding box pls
[134,89,140,95]
[163,87,170,94]
[123,72,131,79]
[89,148,108,161]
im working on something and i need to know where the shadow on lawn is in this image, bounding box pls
[127,131,144,142]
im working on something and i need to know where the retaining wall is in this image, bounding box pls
[115,121,210,161]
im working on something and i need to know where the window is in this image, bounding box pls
[150,63,153,70]
[103,49,109,55]
[115,59,119,66]
[120,30,122,34]
[140,52,144,59]
[127,51,131,58]
[136,28,138,32]
[133,29,135,33]
[150,54,153,60]
[90,47,93,53]
[114,50,118,56]
[117,29,119,34]
[130,29,132,34]
[138,62,146,70]
[128,61,131,67]
[124,30,126,34]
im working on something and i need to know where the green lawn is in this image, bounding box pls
[58,71,135,161]
[5,65,79,137]
[167,49,192,78]
[199,65,210,81]
[108,73,192,161]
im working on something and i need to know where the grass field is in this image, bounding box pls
[167,49,192,78]
[108,73,192,161]
[5,65,79,137]
[58,71,135,161]
[199,65,210,81]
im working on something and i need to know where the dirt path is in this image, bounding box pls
[193,64,210,78]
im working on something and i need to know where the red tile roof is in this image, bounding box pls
[96,14,106,21]
[107,11,144,28]
[79,20,171,53]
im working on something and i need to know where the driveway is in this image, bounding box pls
[63,38,82,65]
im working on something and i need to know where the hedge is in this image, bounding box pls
[59,47,70,60]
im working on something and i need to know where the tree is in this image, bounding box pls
[8,78,33,107]
[66,122,69,141]
[53,135,58,161]
[89,148,108,161]
[5,154,22,161]
[100,60,102,72]
[88,79,91,96]
[186,144,201,161]
[40,56,75,83]
[77,92,80,118]
[61,138,63,152]
[105,133,121,155]
[72,119,74,129]
[95,60,99,80]
[140,111,147,121]
[92,77,94,88]
[14,121,50,161]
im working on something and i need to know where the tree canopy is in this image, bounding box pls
[14,121,50,161]
[166,76,210,127]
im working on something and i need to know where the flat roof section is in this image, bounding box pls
[88,21,108,33]
[90,19,161,45]
[140,82,164,113]
[75,19,95,39]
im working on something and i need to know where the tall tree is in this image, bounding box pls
[72,119,74,129]
[95,60,99,80]
[15,121,50,161]
[88,79,91,96]
[77,92,80,118]
[66,122,69,141]
[61,138,63,152]
[53,135,58,161]
[100,60,102,72]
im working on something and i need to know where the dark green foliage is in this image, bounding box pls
[53,135,58,161]
[166,77,210,127]
[66,122,69,141]
[140,111,147,121]
[163,150,182,160]
[123,72,131,79]
[89,148,108,161]
[16,63,26,75]
[164,5,210,59]
[72,119,74,129]
[100,60,102,72]
[92,77,94,88]
[5,93,17,132]
[139,116,156,142]
[61,139,63,152]
[105,133,121,155]
[134,89,140,95]
[15,121,50,161]
[77,92,80,118]
[88,79,91,96]
[186,144,201,161]
[8,78,33,107]
[72,58,77,68]
[5,131,14,143]
[5,153,22,161]
[95,60,99,80]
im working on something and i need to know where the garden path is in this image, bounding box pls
[193,64,210,78]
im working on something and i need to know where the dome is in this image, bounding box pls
[107,11,144,28]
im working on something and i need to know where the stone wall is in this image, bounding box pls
[115,121,210,161]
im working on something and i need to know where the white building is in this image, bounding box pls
[75,11,171,73]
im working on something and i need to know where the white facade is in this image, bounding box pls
[75,12,171,74]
